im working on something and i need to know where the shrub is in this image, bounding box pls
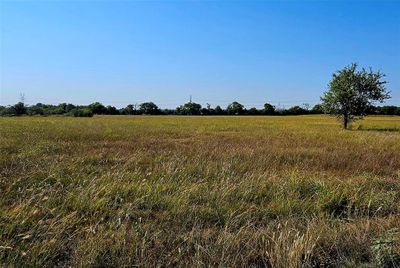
[371,228,400,267]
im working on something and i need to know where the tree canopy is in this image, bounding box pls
[176,102,202,115]
[263,103,275,115]
[226,102,245,115]
[321,63,390,129]
[139,102,159,115]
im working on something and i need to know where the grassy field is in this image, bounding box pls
[1,115,400,267]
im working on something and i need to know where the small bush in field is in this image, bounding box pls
[371,228,400,267]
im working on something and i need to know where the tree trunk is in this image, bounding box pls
[342,114,349,129]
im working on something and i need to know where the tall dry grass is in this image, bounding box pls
[0,115,400,266]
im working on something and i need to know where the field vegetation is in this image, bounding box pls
[1,115,400,267]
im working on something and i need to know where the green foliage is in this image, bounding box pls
[247,107,260,115]
[88,102,107,114]
[139,102,159,115]
[0,106,17,116]
[214,105,223,115]
[371,229,400,267]
[121,104,135,115]
[0,102,27,116]
[105,105,119,115]
[27,106,45,115]
[285,105,308,115]
[58,103,76,113]
[176,102,202,115]
[1,99,398,118]
[25,103,77,116]
[263,103,275,115]
[376,106,400,116]
[13,102,27,115]
[311,104,324,114]
[321,63,390,128]
[69,108,94,117]
[226,101,245,115]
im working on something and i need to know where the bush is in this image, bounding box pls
[371,228,400,267]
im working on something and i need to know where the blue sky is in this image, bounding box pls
[1,1,399,109]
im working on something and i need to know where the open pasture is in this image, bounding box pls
[1,115,400,267]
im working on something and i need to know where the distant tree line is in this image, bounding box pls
[1,101,399,117]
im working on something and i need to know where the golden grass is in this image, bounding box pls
[1,115,400,266]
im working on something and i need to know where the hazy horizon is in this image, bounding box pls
[1,1,399,109]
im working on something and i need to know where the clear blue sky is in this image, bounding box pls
[1,1,399,109]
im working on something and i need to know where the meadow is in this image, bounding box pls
[1,115,400,267]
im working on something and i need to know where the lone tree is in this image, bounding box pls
[321,63,390,129]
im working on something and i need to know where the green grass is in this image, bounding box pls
[1,115,400,267]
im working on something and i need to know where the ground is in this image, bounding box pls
[1,115,400,267]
